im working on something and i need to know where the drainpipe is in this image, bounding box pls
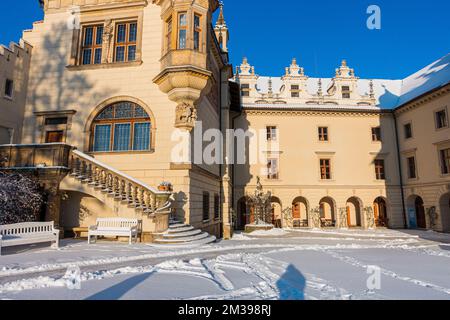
[393,112,408,228]
[219,70,223,238]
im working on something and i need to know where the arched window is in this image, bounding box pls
[91,101,152,152]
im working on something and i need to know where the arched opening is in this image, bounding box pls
[292,197,309,228]
[407,195,426,229]
[271,197,282,228]
[373,197,388,227]
[439,193,450,233]
[319,197,336,227]
[89,101,153,152]
[346,197,363,228]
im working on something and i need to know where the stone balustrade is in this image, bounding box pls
[69,149,171,215]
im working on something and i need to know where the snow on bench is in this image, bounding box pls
[88,218,140,245]
[0,222,60,255]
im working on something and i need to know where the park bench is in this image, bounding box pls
[88,218,140,245]
[0,222,60,255]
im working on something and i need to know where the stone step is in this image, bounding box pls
[168,225,195,233]
[169,223,189,229]
[154,232,210,244]
[163,229,203,239]
[152,235,217,247]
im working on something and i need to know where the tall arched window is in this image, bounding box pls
[91,101,152,152]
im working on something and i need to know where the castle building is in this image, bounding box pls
[0,0,449,242]
[0,39,32,144]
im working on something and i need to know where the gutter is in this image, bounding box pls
[393,112,408,228]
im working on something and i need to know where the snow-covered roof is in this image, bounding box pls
[243,54,450,110]
[397,53,450,107]
[255,77,402,109]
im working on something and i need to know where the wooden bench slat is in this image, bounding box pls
[0,222,60,255]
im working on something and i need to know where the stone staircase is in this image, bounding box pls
[152,220,217,247]
[60,149,173,238]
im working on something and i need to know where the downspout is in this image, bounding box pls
[393,111,408,228]
[230,111,241,227]
[219,70,223,238]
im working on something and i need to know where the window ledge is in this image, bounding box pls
[87,150,155,156]
[66,60,143,71]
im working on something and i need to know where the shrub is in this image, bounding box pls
[0,172,44,225]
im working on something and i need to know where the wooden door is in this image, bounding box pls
[249,206,255,224]
[373,203,379,223]
[346,206,351,227]
[45,130,64,143]
[293,203,301,219]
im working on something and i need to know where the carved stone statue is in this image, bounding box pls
[310,207,321,229]
[365,206,375,229]
[427,206,438,229]
[102,19,114,64]
[339,207,348,228]
[282,206,293,228]
[175,103,197,129]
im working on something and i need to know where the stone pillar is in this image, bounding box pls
[45,185,63,237]
[222,175,233,239]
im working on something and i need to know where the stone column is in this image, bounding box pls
[45,185,63,237]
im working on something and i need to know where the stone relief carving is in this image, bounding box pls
[364,206,375,229]
[427,206,438,229]
[102,19,114,63]
[310,207,321,228]
[175,103,197,129]
[338,207,348,228]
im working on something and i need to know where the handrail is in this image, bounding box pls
[71,150,168,195]
[69,149,172,214]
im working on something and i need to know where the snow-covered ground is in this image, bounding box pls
[0,228,449,300]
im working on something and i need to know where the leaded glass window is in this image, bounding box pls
[91,102,152,152]
[81,25,103,65]
[114,21,138,63]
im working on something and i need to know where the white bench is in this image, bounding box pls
[0,222,60,255]
[88,218,140,245]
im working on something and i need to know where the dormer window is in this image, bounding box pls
[178,13,188,49]
[342,86,350,99]
[241,84,250,97]
[291,84,300,98]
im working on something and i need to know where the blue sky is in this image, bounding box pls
[1,0,449,80]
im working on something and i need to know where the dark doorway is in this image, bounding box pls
[374,197,388,227]
[415,197,426,229]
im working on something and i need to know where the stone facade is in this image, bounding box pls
[0,0,449,238]
[0,40,32,144]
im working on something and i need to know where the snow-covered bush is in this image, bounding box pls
[0,172,44,225]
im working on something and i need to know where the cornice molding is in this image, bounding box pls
[394,84,450,115]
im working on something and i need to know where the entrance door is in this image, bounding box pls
[293,204,301,219]
[374,198,388,227]
[346,206,352,227]
[45,130,64,143]
[415,197,426,229]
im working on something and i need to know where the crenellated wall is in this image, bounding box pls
[0,39,33,144]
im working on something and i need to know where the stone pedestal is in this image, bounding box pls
[245,224,274,234]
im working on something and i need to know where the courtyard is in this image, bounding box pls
[0,228,449,300]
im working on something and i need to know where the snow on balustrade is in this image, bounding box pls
[69,150,171,214]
